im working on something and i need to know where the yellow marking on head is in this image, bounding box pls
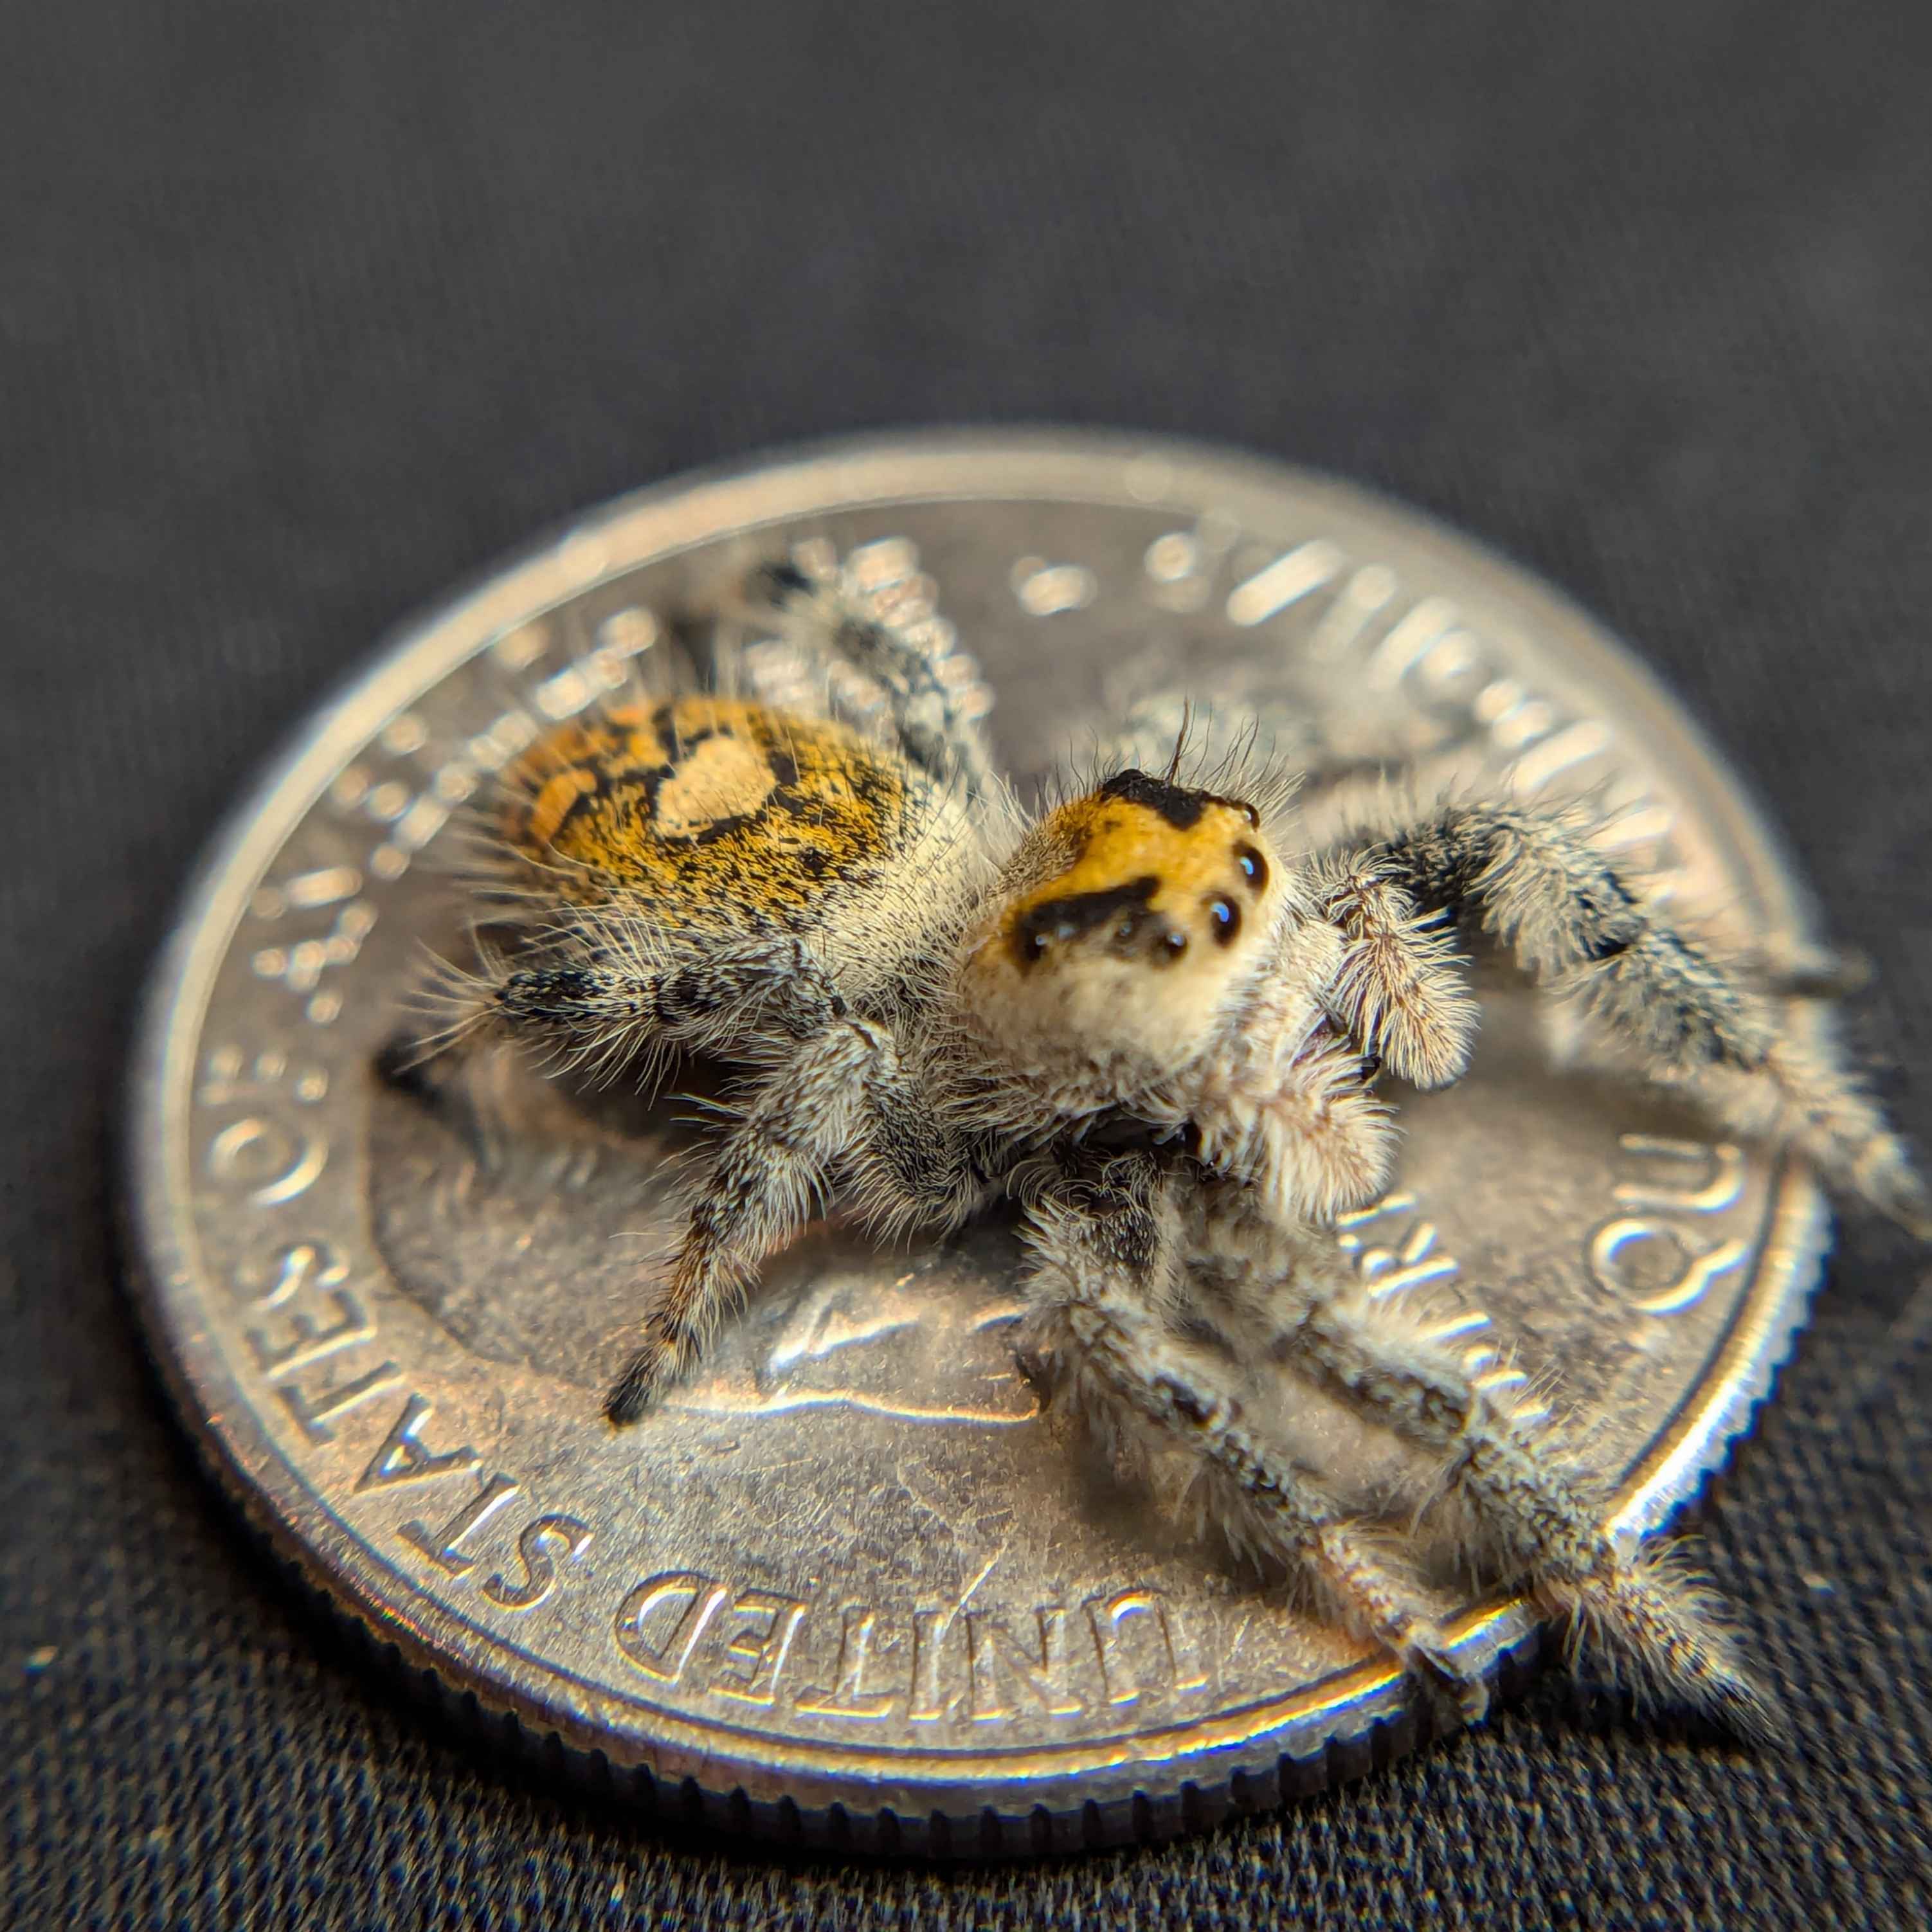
[1018,798,1252,916]
[1002,779,1272,970]
[962,770,1283,1075]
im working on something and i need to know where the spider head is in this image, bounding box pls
[964,768,1289,1075]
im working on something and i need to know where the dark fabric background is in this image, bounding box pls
[5,4,1931,1926]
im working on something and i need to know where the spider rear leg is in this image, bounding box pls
[1269,1254,1783,1739]
[1020,1159,1490,1724]
[382,934,849,1094]
[375,935,856,1192]
[1339,799,1927,1234]
[748,554,995,797]
[606,1016,979,1422]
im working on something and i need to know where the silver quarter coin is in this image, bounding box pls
[124,431,1831,1854]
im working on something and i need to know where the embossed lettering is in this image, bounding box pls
[1364,596,1457,689]
[907,1608,961,1723]
[246,1283,372,1377]
[1084,1588,1209,1705]
[708,1591,809,1706]
[233,1241,347,1311]
[965,1609,1084,1722]
[250,865,362,920]
[1612,1135,1746,1215]
[1587,1135,1751,1317]
[795,1607,898,1719]
[1589,1220,1750,1317]
[398,1474,520,1576]
[237,1240,370,1375]
[482,1515,593,1611]
[354,1395,479,1492]
[1334,1191,1459,1297]
[1349,591,1641,808]
[1510,720,1613,796]
[230,1231,400,1443]
[1226,541,1342,627]
[248,901,378,1015]
[199,1046,329,1108]
[1333,1191,1538,1409]
[206,1116,328,1206]
[1142,530,1213,611]
[200,1047,331,1196]
[613,1572,730,1684]
[275,1359,401,1441]
[1010,556,1096,617]
[1307,564,1398,661]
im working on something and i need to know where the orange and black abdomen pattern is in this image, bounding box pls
[496,698,909,937]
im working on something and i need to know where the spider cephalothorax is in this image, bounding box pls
[392,547,1926,1737]
[953,764,1402,1223]
[963,770,1296,1076]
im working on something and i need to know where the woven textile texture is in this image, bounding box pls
[5,3,1931,1926]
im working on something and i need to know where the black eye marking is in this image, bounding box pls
[1234,842,1268,891]
[1099,770,1207,829]
[1097,769,1263,833]
[1014,876,1161,968]
[1207,896,1241,944]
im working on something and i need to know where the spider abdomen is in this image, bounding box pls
[496,696,925,942]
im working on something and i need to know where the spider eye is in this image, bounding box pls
[1207,896,1241,944]
[1163,930,1188,958]
[1234,842,1268,890]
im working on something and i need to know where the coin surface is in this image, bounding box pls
[125,431,1831,1854]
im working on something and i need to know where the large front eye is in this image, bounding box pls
[1207,895,1241,944]
[1234,842,1268,890]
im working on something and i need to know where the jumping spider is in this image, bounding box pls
[388,548,1925,1735]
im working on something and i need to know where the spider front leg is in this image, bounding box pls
[1333,797,1927,1233]
[1314,857,1481,1088]
[1227,1219,1783,1738]
[1020,1154,1490,1723]
[606,1015,982,1422]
